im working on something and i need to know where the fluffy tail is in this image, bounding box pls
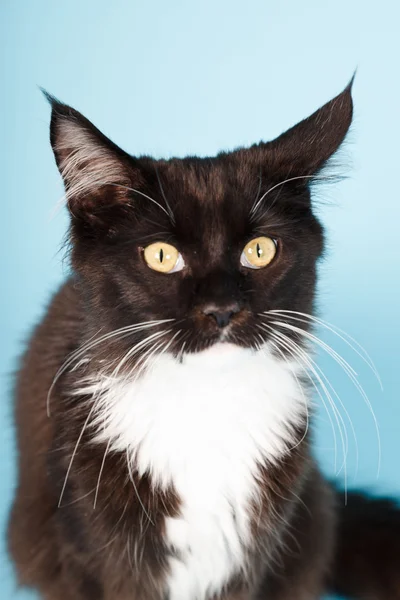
[328,490,400,599]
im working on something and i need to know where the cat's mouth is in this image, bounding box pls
[173,309,258,356]
[190,326,252,356]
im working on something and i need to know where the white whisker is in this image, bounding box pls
[111,329,171,379]
[130,330,182,385]
[271,320,358,377]
[129,336,173,384]
[265,334,310,452]
[58,403,96,508]
[155,167,176,225]
[267,309,382,389]
[47,319,173,416]
[271,328,349,498]
[177,336,188,363]
[93,439,111,510]
[266,327,343,464]
[249,174,340,220]
[274,327,359,479]
[126,449,155,527]
[107,182,175,224]
[270,319,381,477]
[262,324,347,481]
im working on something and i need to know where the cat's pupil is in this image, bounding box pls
[159,248,164,263]
[257,243,262,258]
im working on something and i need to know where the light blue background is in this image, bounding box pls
[1,1,399,599]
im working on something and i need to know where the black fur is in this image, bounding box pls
[8,81,400,600]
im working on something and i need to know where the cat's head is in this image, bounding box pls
[47,83,352,364]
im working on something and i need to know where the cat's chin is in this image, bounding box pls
[203,342,241,355]
[185,341,252,365]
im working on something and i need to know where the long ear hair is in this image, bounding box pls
[43,92,144,223]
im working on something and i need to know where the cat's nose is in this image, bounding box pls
[202,303,241,328]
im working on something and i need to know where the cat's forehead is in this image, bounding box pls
[152,156,257,252]
[158,154,255,208]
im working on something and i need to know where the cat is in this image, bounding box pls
[8,81,400,600]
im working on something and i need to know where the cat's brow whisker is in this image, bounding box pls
[249,174,340,221]
[154,166,176,225]
[52,179,175,225]
[109,182,175,223]
[255,167,292,224]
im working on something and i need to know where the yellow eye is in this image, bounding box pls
[240,236,277,269]
[143,242,184,273]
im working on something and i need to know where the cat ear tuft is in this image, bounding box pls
[266,78,354,178]
[43,90,135,215]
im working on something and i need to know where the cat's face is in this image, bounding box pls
[47,84,352,362]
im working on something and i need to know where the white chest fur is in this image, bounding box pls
[84,344,306,600]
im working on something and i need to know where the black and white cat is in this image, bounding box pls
[8,82,400,600]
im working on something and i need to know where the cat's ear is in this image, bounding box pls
[264,79,354,179]
[44,91,141,220]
